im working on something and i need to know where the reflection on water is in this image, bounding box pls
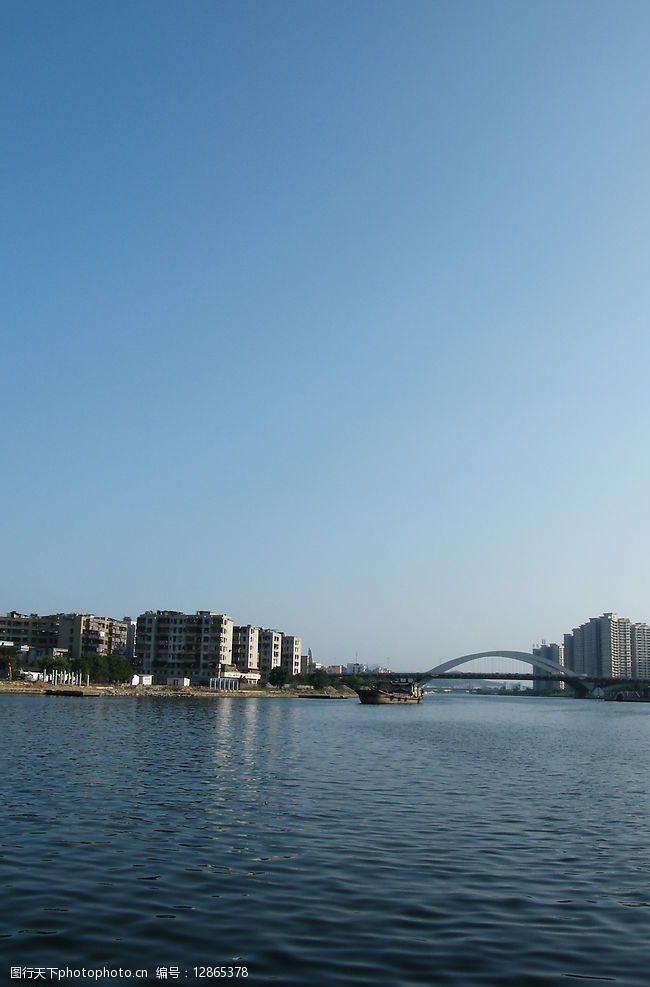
[2,694,650,985]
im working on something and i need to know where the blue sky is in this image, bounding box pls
[3,1,650,667]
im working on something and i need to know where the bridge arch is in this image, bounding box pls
[422,650,574,682]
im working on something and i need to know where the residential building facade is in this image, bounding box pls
[531,642,564,693]
[346,662,368,675]
[232,625,261,684]
[563,613,632,679]
[135,610,234,684]
[58,614,130,659]
[125,618,137,661]
[0,612,61,652]
[258,629,282,683]
[631,623,650,678]
[0,611,130,660]
[281,635,302,677]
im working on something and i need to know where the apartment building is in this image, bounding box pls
[602,614,632,677]
[563,613,632,679]
[563,631,578,675]
[531,642,564,693]
[126,619,137,661]
[232,625,261,684]
[258,629,282,683]
[300,651,314,675]
[0,611,130,660]
[57,614,130,659]
[281,635,302,677]
[0,612,61,651]
[631,623,650,678]
[135,610,234,684]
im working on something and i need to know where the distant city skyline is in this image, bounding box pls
[6,604,650,677]
[4,2,650,669]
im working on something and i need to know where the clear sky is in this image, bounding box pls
[3,1,650,668]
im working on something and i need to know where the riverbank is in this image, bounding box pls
[0,680,357,700]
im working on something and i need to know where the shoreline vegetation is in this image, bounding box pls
[0,680,358,700]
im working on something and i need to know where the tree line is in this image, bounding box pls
[0,646,134,684]
[268,668,331,689]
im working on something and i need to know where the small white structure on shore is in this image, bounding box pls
[239,671,261,685]
[209,675,240,691]
[167,676,190,687]
[209,664,243,691]
[19,669,44,682]
[131,674,153,686]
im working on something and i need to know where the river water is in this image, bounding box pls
[2,693,650,985]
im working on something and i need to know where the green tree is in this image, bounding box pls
[49,654,70,673]
[108,655,135,683]
[0,646,17,665]
[0,646,18,677]
[71,653,111,683]
[308,669,330,690]
[268,667,289,687]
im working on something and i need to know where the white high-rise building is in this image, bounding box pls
[631,623,650,678]
[599,613,631,678]
[258,629,282,683]
[563,613,631,679]
[281,636,302,677]
[232,625,261,684]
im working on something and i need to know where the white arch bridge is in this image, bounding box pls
[424,650,569,681]
[413,651,589,695]
[343,652,650,698]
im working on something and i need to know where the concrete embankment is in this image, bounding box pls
[0,681,357,700]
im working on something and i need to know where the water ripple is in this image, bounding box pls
[3,695,650,984]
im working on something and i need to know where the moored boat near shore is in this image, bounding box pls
[358,682,423,704]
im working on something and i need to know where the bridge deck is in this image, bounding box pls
[341,671,650,687]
